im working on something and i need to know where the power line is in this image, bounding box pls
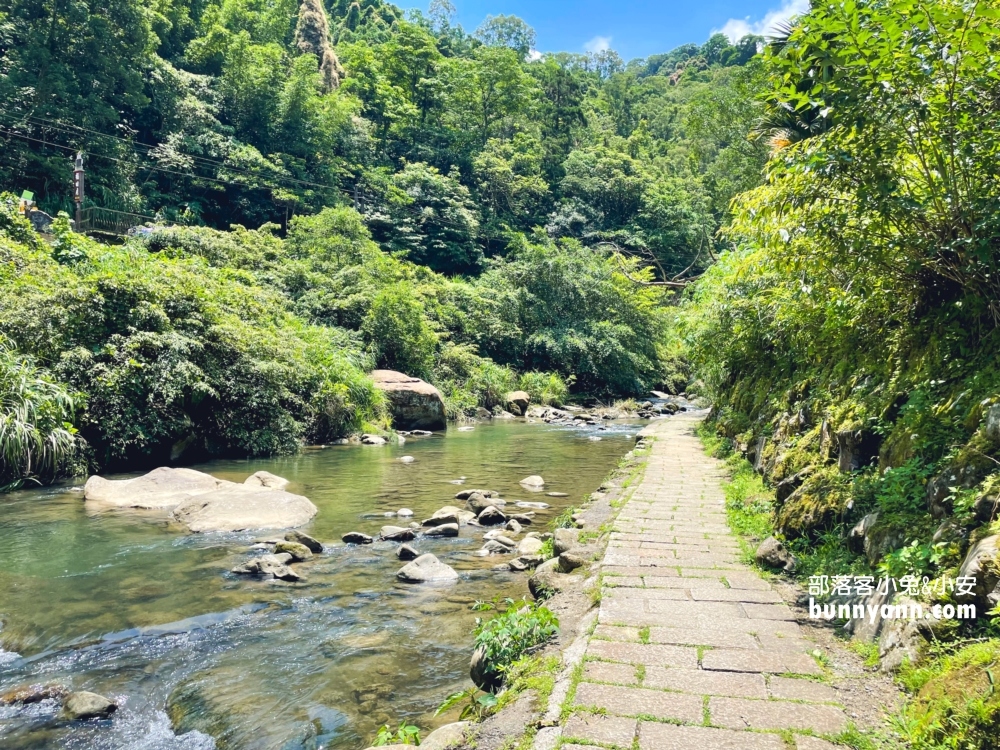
[0,117,478,231]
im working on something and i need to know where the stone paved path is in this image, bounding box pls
[558,413,848,750]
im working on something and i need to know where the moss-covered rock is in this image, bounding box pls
[775,466,852,539]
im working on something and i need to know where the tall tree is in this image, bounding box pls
[294,0,343,90]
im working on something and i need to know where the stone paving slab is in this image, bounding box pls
[709,697,848,733]
[574,683,704,722]
[637,722,787,750]
[552,413,850,749]
[563,714,637,747]
[643,665,767,698]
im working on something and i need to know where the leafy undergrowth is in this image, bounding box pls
[893,641,1000,750]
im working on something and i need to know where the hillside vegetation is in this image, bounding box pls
[0,0,769,486]
[685,0,1000,746]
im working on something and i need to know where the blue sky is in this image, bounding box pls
[411,0,808,61]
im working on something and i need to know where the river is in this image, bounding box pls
[0,419,638,749]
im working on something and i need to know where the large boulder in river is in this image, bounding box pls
[371,370,446,431]
[84,467,223,509]
[84,467,316,533]
[506,390,531,416]
[171,486,317,533]
[396,553,459,583]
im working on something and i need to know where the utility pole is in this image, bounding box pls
[72,152,85,231]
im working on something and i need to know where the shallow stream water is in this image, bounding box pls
[0,419,638,749]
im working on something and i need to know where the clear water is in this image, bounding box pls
[0,420,638,749]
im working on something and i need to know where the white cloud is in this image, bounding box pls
[714,0,810,41]
[527,49,544,62]
[584,35,612,54]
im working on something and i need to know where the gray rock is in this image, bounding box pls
[558,549,590,572]
[423,523,459,537]
[519,475,545,490]
[170,485,318,533]
[528,557,581,600]
[231,554,301,581]
[421,721,471,749]
[478,506,507,526]
[517,536,544,556]
[397,508,414,517]
[0,683,68,706]
[59,691,117,721]
[396,553,459,583]
[510,513,534,525]
[455,489,496,501]
[273,540,312,561]
[505,519,522,535]
[28,209,53,233]
[399,455,415,463]
[397,544,420,561]
[775,467,812,505]
[984,403,1000,443]
[545,492,569,497]
[974,491,1000,524]
[380,525,416,542]
[284,530,323,553]
[956,534,1000,611]
[877,595,948,672]
[244,471,290,490]
[754,536,797,572]
[470,645,502,691]
[553,528,580,556]
[343,532,374,545]
[847,512,879,555]
[423,507,462,527]
[467,492,505,513]
[372,370,447,431]
[480,540,515,555]
[506,390,531,417]
[84,467,224,509]
[361,434,387,445]
[515,501,549,509]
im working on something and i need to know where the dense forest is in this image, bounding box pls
[0,0,766,482]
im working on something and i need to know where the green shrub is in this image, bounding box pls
[362,282,438,379]
[0,340,82,489]
[517,371,570,406]
[474,599,559,689]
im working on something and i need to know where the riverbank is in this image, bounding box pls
[450,413,904,750]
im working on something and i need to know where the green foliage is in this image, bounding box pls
[895,640,1000,750]
[363,283,438,378]
[435,687,498,721]
[517,372,569,407]
[372,720,421,746]
[0,339,82,490]
[473,599,559,688]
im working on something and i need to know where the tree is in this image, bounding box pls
[474,14,536,58]
[294,0,344,91]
